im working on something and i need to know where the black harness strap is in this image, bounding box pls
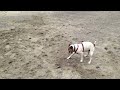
[73,41,84,53]
[74,45,79,53]
[74,45,76,53]
[81,42,84,52]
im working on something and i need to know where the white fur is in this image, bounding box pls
[67,41,96,64]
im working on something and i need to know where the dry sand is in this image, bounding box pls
[0,11,120,79]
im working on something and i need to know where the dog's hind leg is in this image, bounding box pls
[84,50,90,57]
[88,56,92,64]
[88,51,93,64]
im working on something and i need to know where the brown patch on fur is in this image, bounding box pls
[68,46,73,53]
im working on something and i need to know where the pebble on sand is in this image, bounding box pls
[5,45,11,50]
[104,47,108,50]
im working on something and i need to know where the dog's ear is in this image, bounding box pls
[68,43,72,46]
[68,44,71,46]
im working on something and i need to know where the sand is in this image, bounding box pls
[0,11,120,79]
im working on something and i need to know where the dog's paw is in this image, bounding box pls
[84,55,87,57]
[84,54,89,57]
[88,61,91,64]
[80,60,83,62]
[67,57,70,59]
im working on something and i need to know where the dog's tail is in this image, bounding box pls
[93,41,96,47]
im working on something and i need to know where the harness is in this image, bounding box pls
[74,45,79,53]
[81,42,84,52]
[74,41,84,53]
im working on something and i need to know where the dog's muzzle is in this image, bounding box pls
[68,48,73,54]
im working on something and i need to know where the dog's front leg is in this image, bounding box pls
[67,52,75,59]
[80,52,83,62]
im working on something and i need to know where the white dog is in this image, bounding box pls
[67,41,96,64]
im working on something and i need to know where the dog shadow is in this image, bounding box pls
[56,56,104,79]
[57,55,90,69]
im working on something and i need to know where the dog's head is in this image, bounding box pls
[68,44,74,53]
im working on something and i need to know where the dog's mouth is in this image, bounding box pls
[69,51,72,53]
[69,50,73,53]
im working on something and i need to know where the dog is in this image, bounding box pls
[67,41,96,64]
